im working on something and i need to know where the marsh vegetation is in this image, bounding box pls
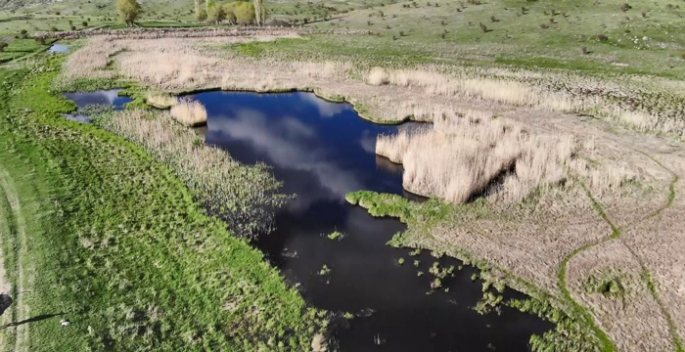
[1,0,684,351]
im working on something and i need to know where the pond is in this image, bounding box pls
[190,91,553,351]
[64,89,132,109]
[63,89,132,123]
[48,43,70,54]
[63,89,552,351]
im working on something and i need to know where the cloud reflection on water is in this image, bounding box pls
[63,89,130,109]
[299,93,349,118]
[208,109,364,211]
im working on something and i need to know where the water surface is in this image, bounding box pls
[64,89,132,110]
[63,89,133,123]
[48,43,70,54]
[190,91,552,352]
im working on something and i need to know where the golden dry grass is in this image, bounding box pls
[367,67,389,86]
[146,92,178,109]
[376,112,574,203]
[59,35,685,139]
[170,99,207,126]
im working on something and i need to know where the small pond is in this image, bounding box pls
[63,89,552,351]
[191,91,553,351]
[48,43,70,54]
[63,89,132,123]
[64,89,132,110]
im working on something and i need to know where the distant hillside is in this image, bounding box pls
[1,0,63,11]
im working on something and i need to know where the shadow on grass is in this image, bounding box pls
[1,312,68,329]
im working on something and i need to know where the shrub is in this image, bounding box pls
[620,3,632,12]
[170,99,207,126]
[597,34,609,42]
[479,22,488,32]
[147,92,178,109]
[367,67,389,85]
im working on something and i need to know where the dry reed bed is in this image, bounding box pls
[375,112,573,203]
[59,35,685,138]
[146,92,178,109]
[170,99,207,126]
[36,27,368,40]
[96,109,286,239]
[366,67,685,137]
[567,239,675,352]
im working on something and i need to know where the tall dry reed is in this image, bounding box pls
[170,99,207,126]
[376,112,574,203]
[147,92,179,109]
[96,109,286,239]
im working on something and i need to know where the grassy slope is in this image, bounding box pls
[0,56,325,350]
[313,0,685,78]
[2,0,683,77]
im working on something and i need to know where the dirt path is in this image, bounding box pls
[0,167,30,352]
[559,154,684,352]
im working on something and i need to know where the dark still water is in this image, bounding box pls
[189,91,552,352]
[63,89,133,123]
[64,89,133,110]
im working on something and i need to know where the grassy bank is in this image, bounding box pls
[0,54,327,350]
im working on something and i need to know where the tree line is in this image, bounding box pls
[116,0,267,27]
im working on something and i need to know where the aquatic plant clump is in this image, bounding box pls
[376,112,574,203]
[95,109,286,239]
[147,92,178,109]
[170,99,207,126]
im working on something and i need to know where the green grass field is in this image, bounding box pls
[0,54,326,351]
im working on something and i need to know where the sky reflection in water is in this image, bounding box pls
[193,91,552,352]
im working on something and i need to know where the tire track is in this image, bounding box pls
[560,154,683,352]
[625,154,683,352]
[0,168,30,352]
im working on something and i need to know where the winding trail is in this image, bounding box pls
[0,167,31,352]
[559,154,683,352]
